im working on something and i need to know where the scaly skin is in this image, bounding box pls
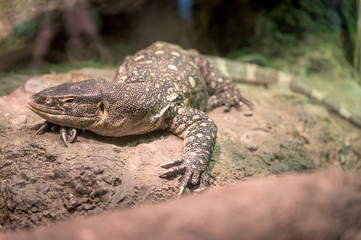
[27,41,253,196]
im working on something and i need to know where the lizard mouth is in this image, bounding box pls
[26,98,65,116]
[27,98,98,130]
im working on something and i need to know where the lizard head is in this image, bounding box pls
[27,78,108,129]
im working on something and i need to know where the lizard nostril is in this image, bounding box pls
[45,98,53,104]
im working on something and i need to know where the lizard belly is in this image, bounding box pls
[89,115,168,137]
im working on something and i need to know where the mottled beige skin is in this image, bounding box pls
[27,41,253,195]
[109,41,209,136]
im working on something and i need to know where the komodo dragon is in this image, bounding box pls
[27,41,254,197]
[27,41,361,196]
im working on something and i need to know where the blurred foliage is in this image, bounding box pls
[0,60,112,78]
[352,0,361,84]
[0,0,47,55]
[254,0,342,56]
[0,39,137,79]
[0,33,24,55]
[226,48,269,66]
[341,0,357,43]
[13,16,42,40]
[0,0,358,79]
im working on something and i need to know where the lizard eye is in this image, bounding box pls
[63,98,74,104]
[45,98,52,104]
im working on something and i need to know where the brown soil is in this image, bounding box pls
[1,168,361,240]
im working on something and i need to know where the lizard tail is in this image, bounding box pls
[207,56,361,128]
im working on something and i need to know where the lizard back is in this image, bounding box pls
[115,41,209,113]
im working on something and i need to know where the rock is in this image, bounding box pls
[23,78,51,94]
[0,68,360,230]
[63,194,80,212]
[93,166,104,175]
[31,206,39,213]
[1,168,361,240]
[8,115,28,130]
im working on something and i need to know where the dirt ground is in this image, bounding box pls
[0,67,360,230]
[1,168,361,240]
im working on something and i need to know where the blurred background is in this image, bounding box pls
[0,0,360,103]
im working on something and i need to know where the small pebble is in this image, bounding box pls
[242,110,253,117]
[31,206,39,213]
[30,215,39,222]
[93,166,104,175]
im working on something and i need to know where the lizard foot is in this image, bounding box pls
[207,88,254,116]
[36,121,78,147]
[159,151,209,197]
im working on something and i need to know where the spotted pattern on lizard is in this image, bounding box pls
[27,41,253,197]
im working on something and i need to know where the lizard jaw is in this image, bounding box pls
[27,99,66,116]
[27,99,69,126]
[27,99,96,129]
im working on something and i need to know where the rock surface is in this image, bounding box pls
[1,168,361,240]
[0,68,360,230]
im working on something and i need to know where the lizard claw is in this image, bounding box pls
[60,127,78,147]
[207,88,254,115]
[177,186,185,198]
[194,171,208,193]
[68,128,77,143]
[36,121,52,135]
[160,158,183,168]
[159,165,186,178]
[159,151,208,197]
[60,127,69,147]
[35,121,78,147]
[239,96,254,111]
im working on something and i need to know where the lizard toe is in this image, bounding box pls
[159,165,186,178]
[36,121,52,135]
[194,171,209,193]
[60,127,69,147]
[160,157,183,168]
[68,128,78,143]
[159,151,209,197]
[35,121,79,147]
[60,127,79,147]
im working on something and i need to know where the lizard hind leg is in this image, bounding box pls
[207,87,254,116]
[190,55,254,115]
[159,107,217,197]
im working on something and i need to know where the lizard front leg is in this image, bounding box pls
[159,107,217,197]
[36,121,78,147]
